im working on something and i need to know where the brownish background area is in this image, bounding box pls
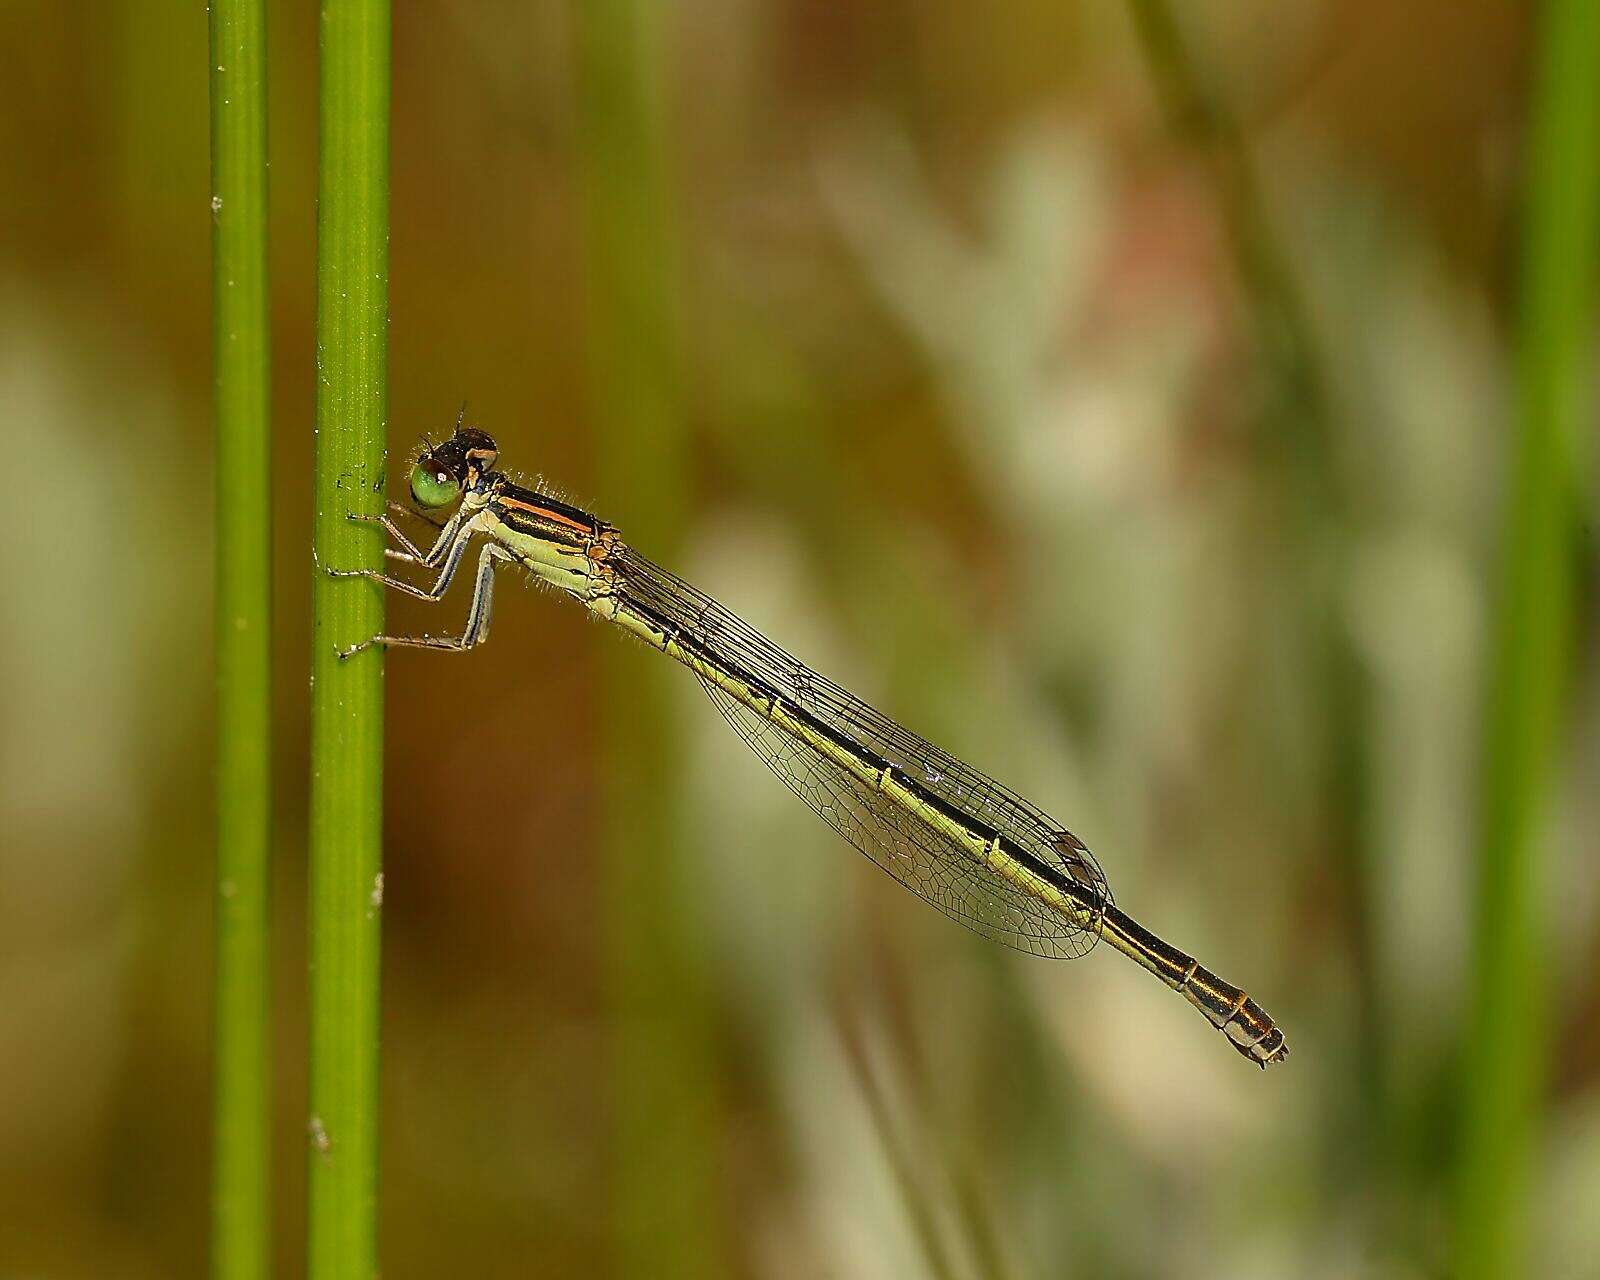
[3,3,1596,1277]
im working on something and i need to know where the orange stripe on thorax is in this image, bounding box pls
[497,495,594,535]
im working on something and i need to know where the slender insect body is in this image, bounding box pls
[338,425,1289,1068]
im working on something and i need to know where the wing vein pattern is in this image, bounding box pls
[614,547,1109,960]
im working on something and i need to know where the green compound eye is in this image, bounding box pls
[410,463,459,508]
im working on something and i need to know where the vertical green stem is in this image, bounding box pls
[209,1,272,1276]
[575,3,720,1276]
[1457,3,1599,1277]
[1124,0,1329,446]
[1126,0,1379,1189]
[308,2,390,1276]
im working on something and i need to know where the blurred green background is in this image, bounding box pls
[3,1,1597,1276]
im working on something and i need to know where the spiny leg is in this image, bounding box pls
[346,511,427,562]
[373,499,451,537]
[346,504,465,566]
[327,515,480,602]
[387,499,447,530]
[340,543,514,657]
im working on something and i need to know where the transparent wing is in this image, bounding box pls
[687,621,1102,961]
[696,671,1097,958]
[617,547,1110,923]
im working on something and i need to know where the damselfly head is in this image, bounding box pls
[410,426,500,507]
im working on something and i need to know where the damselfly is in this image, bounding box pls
[332,426,1288,1068]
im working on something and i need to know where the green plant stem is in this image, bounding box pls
[1125,3,1382,1180]
[1457,3,1600,1277]
[209,1,272,1276]
[1124,0,1329,447]
[575,3,720,1276]
[308,2,390,1276]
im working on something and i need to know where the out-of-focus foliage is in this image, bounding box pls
[1,2,1596,1277]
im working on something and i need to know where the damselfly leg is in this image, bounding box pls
[333,528,513,658]
[345,504,465,566]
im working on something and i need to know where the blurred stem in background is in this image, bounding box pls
[1125,0,1378,1188]
[209,0,272,1275]
[1123,0,1328,445]
[308,1,390,1276]
[1457,2,1599,1277]
[575,2,721,1276]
